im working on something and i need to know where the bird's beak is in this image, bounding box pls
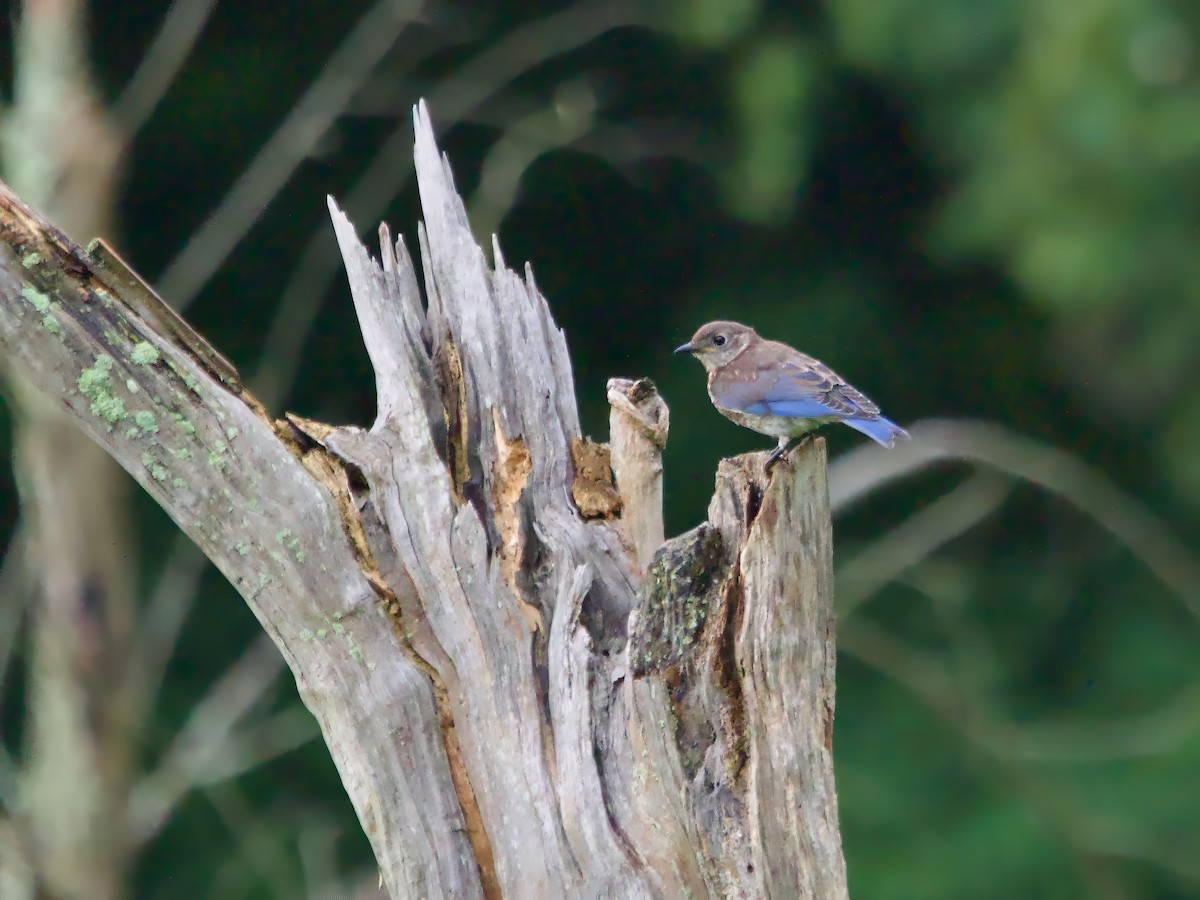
[674,342,695,355]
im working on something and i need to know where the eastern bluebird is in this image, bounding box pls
[675,320,910,468]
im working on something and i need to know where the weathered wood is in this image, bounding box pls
[0,175,480,899]
[607,376,668,570]
[0,98,847,898]
[715,449,847,897]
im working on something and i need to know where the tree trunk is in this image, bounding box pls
[0,100,847,898]
[1,3,136,896]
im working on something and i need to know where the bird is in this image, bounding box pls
[675,320,910,469]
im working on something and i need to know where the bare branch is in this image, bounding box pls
[129,634,288,840]
[198,705,319,782]
[830,419,1200,618]
[158,0,425,309]
[395,1,648,142]
[125,541,208,727]
[205,782,304,898]
[253,1,653,408]
[111,0,219,137]
[836,471,1013,618]
[465,83,598,238]
[0,521,30,701]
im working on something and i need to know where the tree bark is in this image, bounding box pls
[0,100,847,898]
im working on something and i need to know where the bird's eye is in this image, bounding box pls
[713,334,727,346]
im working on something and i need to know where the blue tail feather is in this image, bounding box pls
[843,415,910,448]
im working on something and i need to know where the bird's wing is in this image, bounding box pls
[715,349,880,420]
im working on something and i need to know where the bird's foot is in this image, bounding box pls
[764,442,789,472]
[765,436,812,473]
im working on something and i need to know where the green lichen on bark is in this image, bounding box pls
[21,285,50,313]
[628,524,726,677]
[134,410,158,434]
[77,354,127,426]
[169,412,196,436]
[130,341,160,366]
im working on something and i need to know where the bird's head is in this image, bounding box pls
[674,321,757,371]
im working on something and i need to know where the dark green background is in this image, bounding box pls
[2,0,1199,896]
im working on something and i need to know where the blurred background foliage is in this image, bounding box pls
[1,0,1198,896]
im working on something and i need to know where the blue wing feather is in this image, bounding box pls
[843,415,909,448]
[742,398,841,418]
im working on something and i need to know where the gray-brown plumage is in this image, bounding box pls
[675,321,909,466]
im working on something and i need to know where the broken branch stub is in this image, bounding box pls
[607,375,669,570]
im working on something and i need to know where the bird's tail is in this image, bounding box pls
[844,415,911,448]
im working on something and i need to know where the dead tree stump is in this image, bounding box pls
[0,100,847,899]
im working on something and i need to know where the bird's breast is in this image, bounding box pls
[713,403,820,438]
